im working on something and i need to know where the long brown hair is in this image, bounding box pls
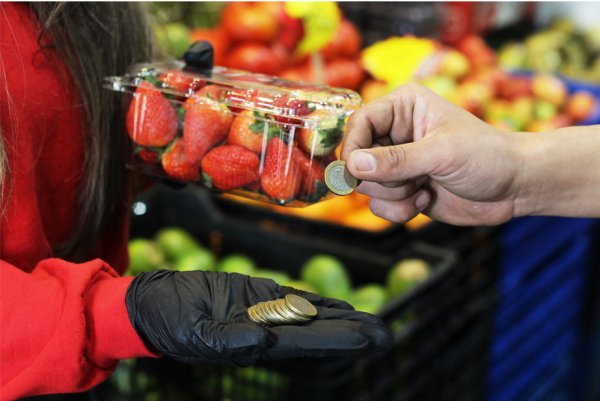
[1,3,155,261]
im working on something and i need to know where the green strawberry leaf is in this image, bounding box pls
[144,75,162,88]
[134,145,165,158]
[176,107,187,133]
[202,172,213,188]
[250,112,285,140]
[318,116,345,148]
[306,180,329,203]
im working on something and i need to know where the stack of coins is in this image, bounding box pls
[325,160,360,196]
[248,294,318,325]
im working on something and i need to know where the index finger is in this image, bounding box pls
[340,83,442,160]
[340,96,397,160]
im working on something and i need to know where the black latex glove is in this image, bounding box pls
[126,270,392,366]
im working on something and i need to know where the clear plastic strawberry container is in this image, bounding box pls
[104,61,361,206]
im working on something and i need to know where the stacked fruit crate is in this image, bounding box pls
[98,185,501,401]
[487,216,598,401]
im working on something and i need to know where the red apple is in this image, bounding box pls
[565,91,597,123]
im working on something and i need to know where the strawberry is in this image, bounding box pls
[273,94,312,126]
[126,81,178,147]
[228,110,265,153]
[261,137,301,202]
[196,85,224,101]
[297,109,345,156]
[158,69,205,93]
[201,145,260,191]
[161,138,201,181]
[224,88,258,114]
[228,110,283,153]
[183,97,233,163]
[293,147,326,198]
[136,147,161,164]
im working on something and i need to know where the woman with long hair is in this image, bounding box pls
[0,4,390,399]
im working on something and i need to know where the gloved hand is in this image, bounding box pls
[126,270,392,366]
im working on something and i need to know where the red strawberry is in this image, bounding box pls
[161,138,201,181]
[298,109,344,156]
[273,94,312,126]
[136,147,161,164]
[183,98,233,163]
[158,69,205,93]
[126,81,178,147]
[201,145,260,190]
[228,110,268,153]
[293,147,326,197]
[261,137,301,202]
[196,85,224,101]
[224,88,258,114]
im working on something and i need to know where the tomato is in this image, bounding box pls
[325,58,365,90]
[189,28,230,66]
[320,20,361,61]
[456,35,495,68]
[221,2,280,44]
[226,43,284,75]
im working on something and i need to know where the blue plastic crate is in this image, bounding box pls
[495,238,590,334]
[500,217,595,292]
[489,216,597,401]
[490,330,576,401]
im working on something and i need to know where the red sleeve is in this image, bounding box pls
[0,259,158,400]
[0,5,159,399]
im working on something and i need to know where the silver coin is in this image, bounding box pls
[284,294,318,318]
[325,160,359,196]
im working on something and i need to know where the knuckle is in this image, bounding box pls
[381,146,406,171]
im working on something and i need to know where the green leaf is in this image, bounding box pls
[317,116,345,148]
[306,180,329,203]
[144,75,162,88]
[202,172,213,188]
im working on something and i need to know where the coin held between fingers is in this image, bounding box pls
[325,160,360,196]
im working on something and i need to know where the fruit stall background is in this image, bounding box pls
[103,3,600,401]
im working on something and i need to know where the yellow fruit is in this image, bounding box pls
[155,227,202,262]
[128,239,166,275]
[301,254,352,299]
[387,258,430,298]
[439,50,470,80]
[350,284,387,314]
[218,254,257,275]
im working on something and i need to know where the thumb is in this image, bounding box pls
[346,138,442,183]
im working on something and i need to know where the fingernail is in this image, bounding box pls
[415,191,430,211]
[351,150,376,172]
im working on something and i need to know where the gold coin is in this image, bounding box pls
[248,305,267,324]
[266,301,289,324]
[274,299,308,322]
[324,160,359,196]
[284,294,318,318]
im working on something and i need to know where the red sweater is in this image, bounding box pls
[0,4,156,400]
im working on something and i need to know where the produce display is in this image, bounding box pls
[106,62,361,206]
[359,35,599,132]
[127,227,432,315]
[498,19,600,83]
[153,2,366,91]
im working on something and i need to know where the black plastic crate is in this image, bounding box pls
[107,185,500,401]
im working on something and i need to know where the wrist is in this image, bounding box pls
[510,125,600,218]
[510,131,545,218]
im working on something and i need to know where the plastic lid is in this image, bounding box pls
[104,61,362,129]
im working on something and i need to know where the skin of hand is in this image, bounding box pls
[341,83,524,226]
[341,83,600,225]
